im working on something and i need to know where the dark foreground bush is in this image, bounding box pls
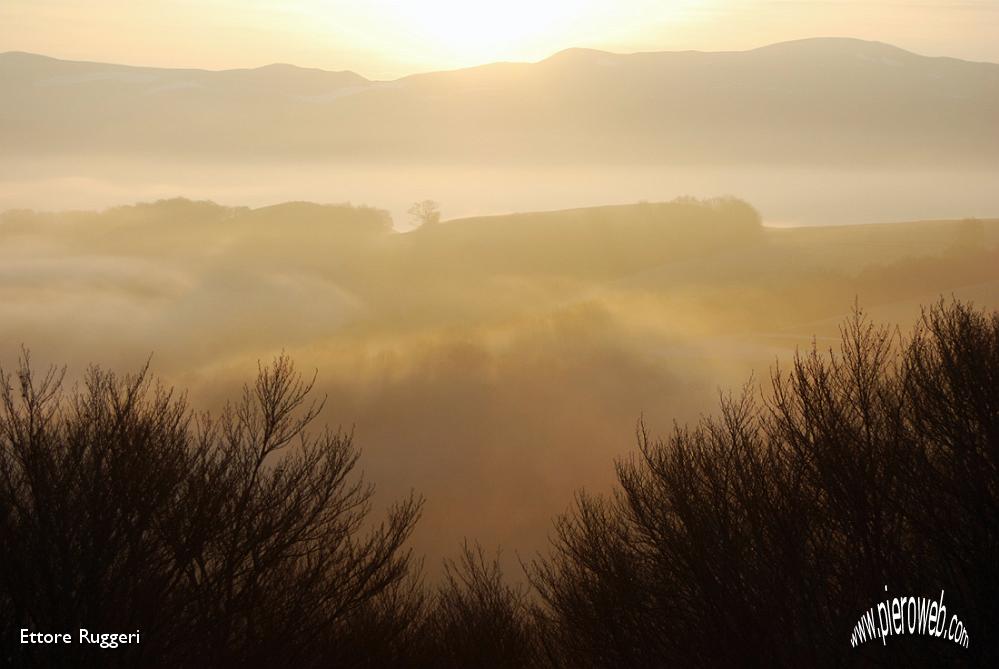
[0,355,421,669]
[409,542,541,669]
[2,300,997,668]
[532,300,999,667]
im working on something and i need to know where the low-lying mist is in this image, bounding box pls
[2,196,998,570]
[3,159,999,228]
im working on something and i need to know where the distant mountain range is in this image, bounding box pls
[3,38,998,166]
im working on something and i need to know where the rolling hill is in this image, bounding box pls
[3,38,998,166]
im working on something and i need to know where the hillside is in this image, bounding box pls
[3,38,998,166]
[3,196,998,578]
[3,197,996,337]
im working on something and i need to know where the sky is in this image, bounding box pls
[2,0,998,79]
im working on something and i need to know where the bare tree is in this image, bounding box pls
[532,301,999,668]
[408,200,441,228]
[3,300,997,667]
[414,542,541,668]
[0,353,422,669]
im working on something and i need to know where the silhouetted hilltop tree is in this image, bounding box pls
[532,300,999,668]
[0,354,421,669]
[409,200,442,228]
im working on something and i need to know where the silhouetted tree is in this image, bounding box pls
[414,542,541,668]
[3,300,997,668]
[0,354,422,669]
[532,301,999,668]
[409,200,441,228]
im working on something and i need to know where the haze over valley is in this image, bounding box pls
[5,2,999,663]
[3,35,999,567]
[4,197,997,565]
[3,38,998,225]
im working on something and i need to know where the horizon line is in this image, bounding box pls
[4,36,996,83]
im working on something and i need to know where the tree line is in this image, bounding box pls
[1,300,997,667]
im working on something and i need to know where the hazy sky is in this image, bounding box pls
[2,1,998,79]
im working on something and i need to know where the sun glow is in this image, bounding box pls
[328,0,692,73]
[397,0,597,60]
[4,0,997,79]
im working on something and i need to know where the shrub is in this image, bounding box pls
[0,354,421,669]
[532,301,999,667]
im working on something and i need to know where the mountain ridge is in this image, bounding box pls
[3,37,998,166]
[5,37,998,81]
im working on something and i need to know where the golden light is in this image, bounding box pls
[353,0,631,70]
[399,0,586,55]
